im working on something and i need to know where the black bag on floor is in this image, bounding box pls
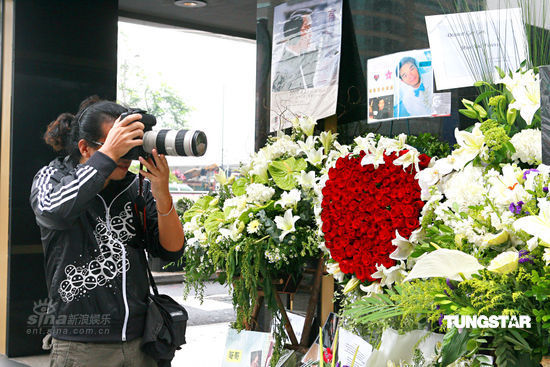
[141,261,188,367]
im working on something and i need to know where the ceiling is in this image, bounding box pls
[118,0,258,39]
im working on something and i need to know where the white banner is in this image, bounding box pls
[426,8,528,90]
[270,0,343,132]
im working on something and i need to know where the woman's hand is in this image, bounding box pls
[99,114,144,161]
[138,149,172,211]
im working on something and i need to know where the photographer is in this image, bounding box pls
[30,96,185,366]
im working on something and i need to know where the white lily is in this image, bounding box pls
[390,231,414,260]
[371,263,407,288]
[361,147,385,169]
[251,150,271,181]
[319,131,337,153]
[359,282,383,296]
[333,141,350,156]
[274,209,300,241]
[214,170,227,185]
[275,189,301,209]
[295,116,316,136]
[505,69,540,125]
[326,262,345,282]
[513,198,550,244]
[378,134,407,154]
[297,135,317,154]
[353,134,376,155]
[488,165,529,206]
[305,147,325,166]
[297,170,316,189]
[451,123,486,170]
[393,149,420,172]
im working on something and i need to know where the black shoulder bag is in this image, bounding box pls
[133,167,188,367]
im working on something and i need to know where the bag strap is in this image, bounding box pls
[135,164,160,297]
[145,257,160,297]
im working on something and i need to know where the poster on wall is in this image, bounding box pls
[221,329,273,367]
[425,8,528,90]
[270,0,343,132]
[368,49,440,123]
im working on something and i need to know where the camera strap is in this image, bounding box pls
[133,164,160,297]
[134,163,147,235]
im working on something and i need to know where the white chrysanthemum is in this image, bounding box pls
[270,134,301,158]
[192,229,207,246]
[183,215,201,233]
[219,221,244,241]
[275,189,301,209]
[246,183,275,205]
[223,195,248,219]
[510,129,542,165]
[247,219,261,234]
[441,165,486,210]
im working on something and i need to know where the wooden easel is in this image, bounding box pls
[244,257,324,353]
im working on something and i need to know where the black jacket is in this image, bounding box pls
[30,151,184,342]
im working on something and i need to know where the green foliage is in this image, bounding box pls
[175,197,194,217]
[267,157,307,190]
[440,327,471,366]
[405,133,451,158]
[344,279,445,330]
[117,57,191,129]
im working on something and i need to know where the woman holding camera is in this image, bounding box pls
[30,96,185,366]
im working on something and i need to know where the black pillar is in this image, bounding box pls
[7,0,118,356]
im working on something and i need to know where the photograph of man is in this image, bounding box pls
[250,350,262,367]
[375,96,393,120]
[394,56,433,117]
[272,8,320,92]
[368,95,393,120]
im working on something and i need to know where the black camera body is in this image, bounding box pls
[120,108,207,160]
[121,109,156,160]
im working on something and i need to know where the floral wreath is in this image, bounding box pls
[320,136,430,281]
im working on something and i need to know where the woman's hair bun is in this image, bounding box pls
[78,95,102,112]
[43,112,74,152]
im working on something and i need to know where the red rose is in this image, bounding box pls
[321,147,428,280]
